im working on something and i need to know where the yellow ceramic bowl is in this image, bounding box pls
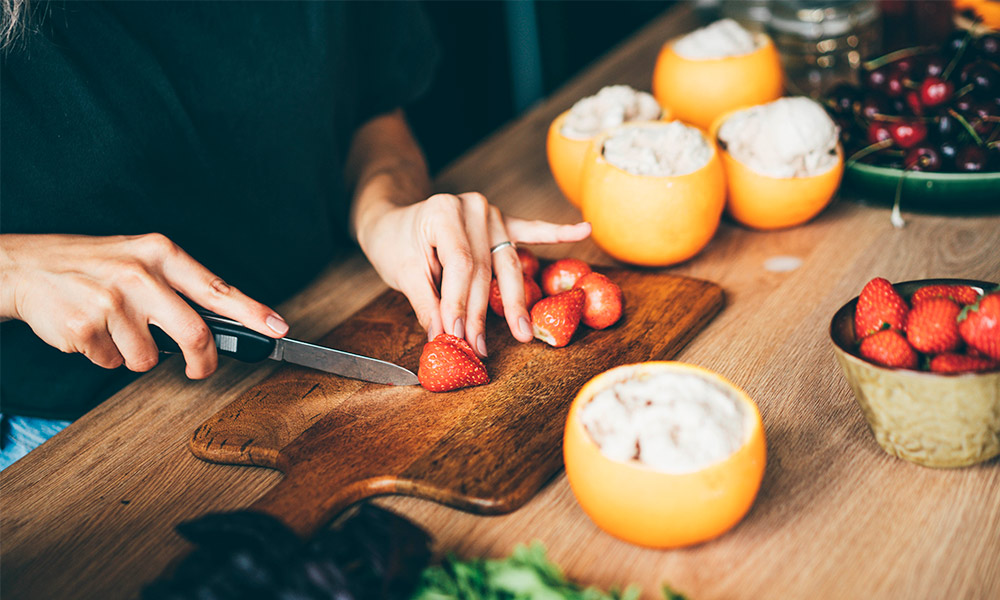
[564,362,766,548]
[709,109,844,230]
[580,121,726,267]
[652,34,784,130]
[547,107,670,208]
[831,278,1000,468]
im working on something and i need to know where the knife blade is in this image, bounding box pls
[150,311,419,386]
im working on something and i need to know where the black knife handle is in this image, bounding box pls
[150,314,276,363]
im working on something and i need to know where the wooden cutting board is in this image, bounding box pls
[190,269,723,537]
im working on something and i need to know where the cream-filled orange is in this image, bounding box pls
[580,121,726,266]
[564,362,766,549]
[710,100,844,230]
[652,28,784,130]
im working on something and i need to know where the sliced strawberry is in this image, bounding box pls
[573,272,623,330]
[516,247,541,281]
[531,288,585,348]
[958,291,1000,360]
[859,329,918,369]
[910,284,981,306]
[418,334,489,392]
[906,297,962,354]
[854,277,909,339]
[929,353,999,373]
[488,274,543,318]
[540,258,592,297]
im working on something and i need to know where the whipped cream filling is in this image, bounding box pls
[672,18,763,60]
[560,85,662,140]
[602,122,711,177]
[580,371,748,474]
[717,96,840,178]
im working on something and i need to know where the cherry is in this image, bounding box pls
[859,94,890,121]
[938,140,959,167]
[919,77,955,108]
[884,70,907,98]
[889,121,928,149]
[934,113,958,140]
[904,145,942,171]
[955,145,988,172]
[960,60,999,94]
[905,90,924,116]
[864,67,889,91]
[924,54,947,79]
[977,33,1000,60]
[867,121,893,144]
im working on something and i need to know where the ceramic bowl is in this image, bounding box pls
[830,279,1000,468]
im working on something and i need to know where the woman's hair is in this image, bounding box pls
[1,0,28,50]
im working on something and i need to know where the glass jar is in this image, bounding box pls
[767,0,882,97]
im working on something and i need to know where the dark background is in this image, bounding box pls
[407,1,674,174]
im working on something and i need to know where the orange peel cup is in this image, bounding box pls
[564,362,767,549]
[652,35,784,130]
[547,107,671,208]
[580,121,726,267]
[710,109,844,230]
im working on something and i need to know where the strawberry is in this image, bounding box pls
[910,284,980,306]
[958,291,1000,360]
[929,353,999,374]
[854,277,909,339]
[418,334,489,392]
[488,274,543,318]
[859,329,918,369]
[531,288,585,348]
[573,272,623,329]
[540,258,592,296]
[516,247,541,281]
[905,297,962,354]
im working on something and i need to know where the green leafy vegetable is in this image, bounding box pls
[412,542,686,600]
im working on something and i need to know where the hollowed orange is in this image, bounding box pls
[652,34,784,130]
[710,109,844,230]
[564,362,766,548]
[579,122,726,266]
[547,106,671,208]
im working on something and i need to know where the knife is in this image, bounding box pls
[150,310,419,386]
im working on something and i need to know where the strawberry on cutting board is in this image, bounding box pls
[573,272,623,330]
[855,277,909,339]
[531,288,585,348]
[959,291,1000,360]
[540,258,592,296]
[418,334,489,392]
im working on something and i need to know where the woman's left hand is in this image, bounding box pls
[357,191,590,357]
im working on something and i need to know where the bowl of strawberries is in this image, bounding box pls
[830,277,1000,468]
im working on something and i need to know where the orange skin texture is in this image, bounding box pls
[564,362,766,548]
[653,36,784,130]
[709,109,844,231]
[580,122,726,267]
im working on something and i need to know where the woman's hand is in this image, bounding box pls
[358,193,591,356]
[0,233,289,378]
[346,110,590,357]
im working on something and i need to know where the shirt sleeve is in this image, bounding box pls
[347,1,440,125]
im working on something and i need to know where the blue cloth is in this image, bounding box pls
[0,414,71,470]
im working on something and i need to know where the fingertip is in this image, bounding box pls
[510,314,534,343]
[265,314,289,337]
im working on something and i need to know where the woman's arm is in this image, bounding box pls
[346,109,590,357]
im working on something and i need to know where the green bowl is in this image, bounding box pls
[830,279,1000,468]
[843,162,1000,213]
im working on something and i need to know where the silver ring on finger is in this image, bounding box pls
[490,240,515,254]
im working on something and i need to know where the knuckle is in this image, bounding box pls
[494,251,521,272]
[472,264,493,287]
[463,192,489,211]
[127,351,160,373]
[178,321,213,350]
[428,193,460,214]
[64,311,101,342]
[449,249,475,275]
[136,232,177,259]
[207,277,233,297]
[112,260,155,289]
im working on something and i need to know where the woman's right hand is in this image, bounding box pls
[0,233,289,379]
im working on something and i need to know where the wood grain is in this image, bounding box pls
[190,271,723,537]
[3,4,1000,600]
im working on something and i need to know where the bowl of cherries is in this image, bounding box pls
[823,28,1000,210]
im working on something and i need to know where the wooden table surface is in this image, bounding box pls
[3,4,999,599]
